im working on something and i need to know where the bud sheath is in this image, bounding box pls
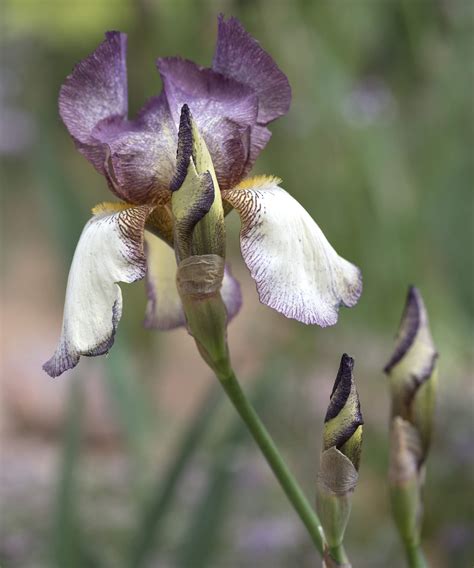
[170,105,230,375]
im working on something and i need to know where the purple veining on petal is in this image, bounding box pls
[43,339,80,378]
[213,15,291,125]
[58,18,291,202]
[43,205,151,378]
[158,57,259,190]
[59,31,128,144]
[58,33,177,204]
[104,93,177,203]
[59,32,128,176]
[43,300,121,378]
[157,58,257,128]
[245,124,271,175]
[223,181,363,327]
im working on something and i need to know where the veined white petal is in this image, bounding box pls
[44,205,151,377]
[223,178,362,326]
[144,232,241,330]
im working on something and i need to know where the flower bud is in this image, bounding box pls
[385,287,437,563]
[323,354,364,471]
[170,105,230,375]
[384,286,438,461]
[171,104,225,261]
[316,354,363,559]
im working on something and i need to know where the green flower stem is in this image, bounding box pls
[327,544,350,566]
[405,544,428,568]
[217,368,326,556]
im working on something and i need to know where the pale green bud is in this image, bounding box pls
[385,287,437,564]
[384,286,438,462]
[170,104,230,375]
[317,354,363,557]
[323,354,364,471]
[170,104,225,262]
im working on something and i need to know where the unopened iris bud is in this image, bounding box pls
[170,103,226,261]
[317,354,363,566]
[324,354,363,470]
[385,286,437,566]
[171,105,230,375]
[384,286,438,461]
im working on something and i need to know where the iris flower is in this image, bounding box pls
[44,16,362,378]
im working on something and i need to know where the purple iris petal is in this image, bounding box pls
[104,94,177,203]
[59,31,127,142]
[59,18,291,201]
[246,124,272,173]
[59,33,176,203]
[213,15,291,125]
[157,57,258,190]
[59,32,128,175]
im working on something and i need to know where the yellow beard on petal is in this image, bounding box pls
[91,201,131,216]
[234,175,282,191]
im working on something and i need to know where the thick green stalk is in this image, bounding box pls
[326,544,350,567]
[323,544,352,568]
[217,368,325,556]
[405,544,428,568]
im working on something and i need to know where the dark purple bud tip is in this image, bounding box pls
[384,285,423,374]
[327,353,354,419]
[170,104,194,192]
[323,353,364,459]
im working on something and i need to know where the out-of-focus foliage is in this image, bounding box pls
[1,1,472,567]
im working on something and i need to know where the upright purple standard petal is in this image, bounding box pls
[158,57,258,190]
[58,18,291,204]
[59,32,128,174]
[59,33,178,204]
[213,15,291,125]
[103,93,178,203]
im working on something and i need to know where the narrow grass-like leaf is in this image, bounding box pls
[104,337,155,467]
[175,366,281,567]
[174,451,234,568]
[128,383,222,568]
[51,379,83,568]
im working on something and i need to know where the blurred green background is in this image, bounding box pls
[1,0,473,567]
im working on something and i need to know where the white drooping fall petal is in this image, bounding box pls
[222,177,362,326]
[144,231,242,330]
[43,204,151,377]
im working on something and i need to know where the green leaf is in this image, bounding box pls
[175,371,275,567]
[51,380,102,567]
[128,384,222,568]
